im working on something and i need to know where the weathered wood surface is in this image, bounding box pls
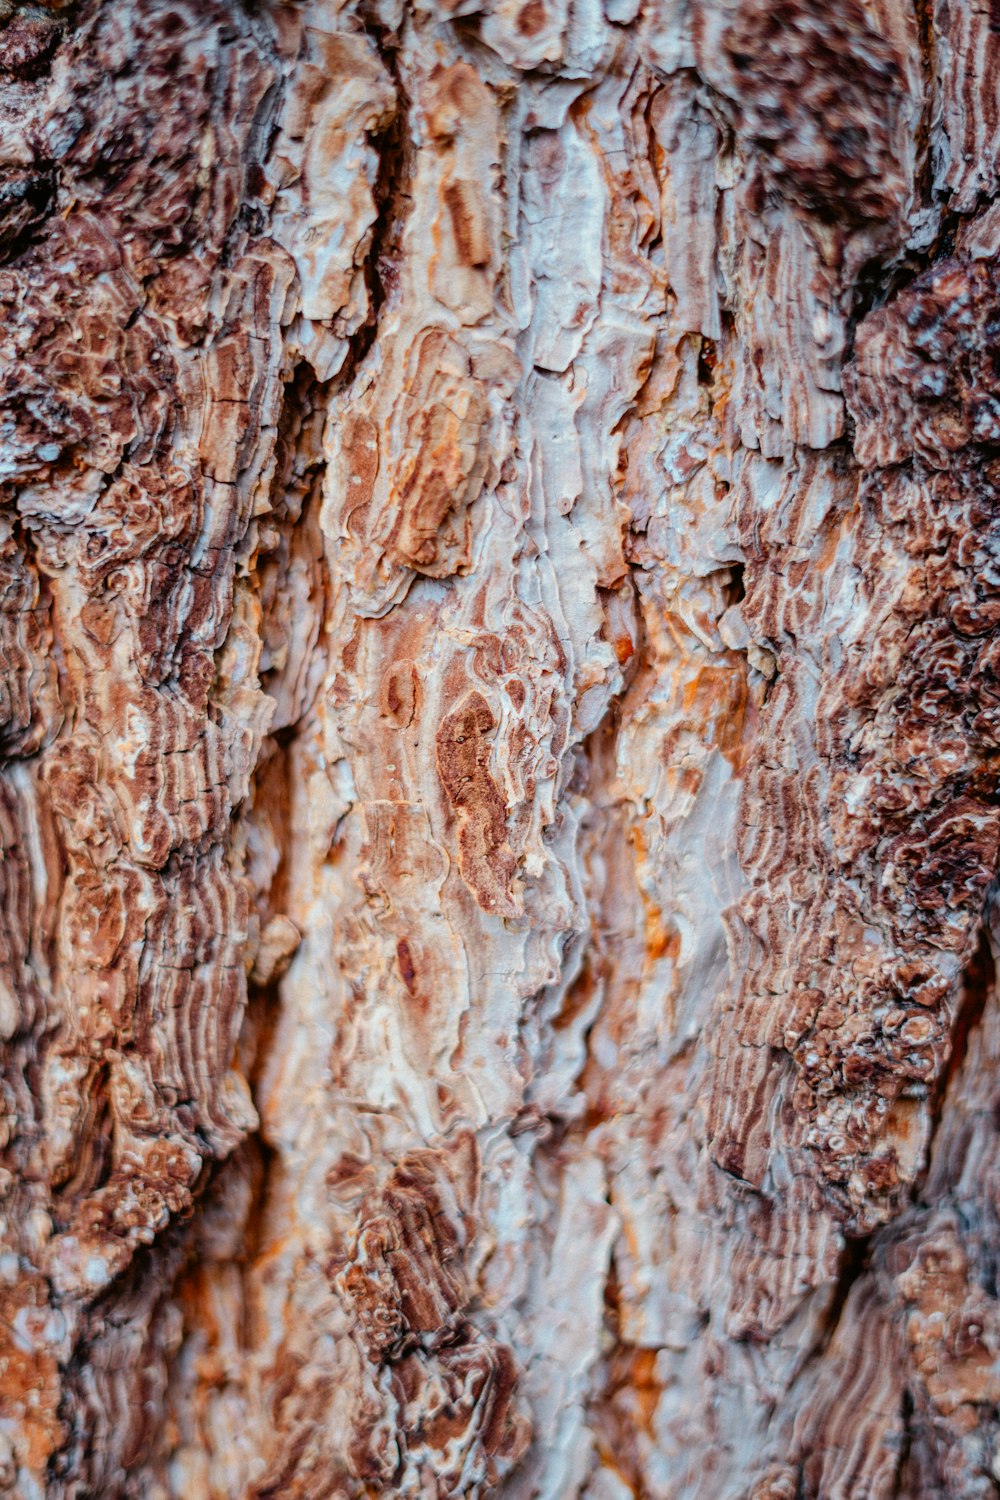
[2,0,1000,1495]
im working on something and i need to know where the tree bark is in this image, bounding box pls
[2,0,1000,1495]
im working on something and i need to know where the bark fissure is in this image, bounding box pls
[335,29,412,391]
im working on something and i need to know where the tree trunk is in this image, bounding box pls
[2,0,999,1495]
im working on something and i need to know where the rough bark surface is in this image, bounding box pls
[2,0,1000,1496]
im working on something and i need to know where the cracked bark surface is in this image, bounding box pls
[3,0,1000,1496]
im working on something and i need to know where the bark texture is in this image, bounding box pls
[2,0,1000,1496]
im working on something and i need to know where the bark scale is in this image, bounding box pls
[0,0,999,1496]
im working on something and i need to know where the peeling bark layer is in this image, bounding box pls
[3,1,1000,1496]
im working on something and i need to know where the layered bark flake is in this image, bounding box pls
[2,0,1000,1497]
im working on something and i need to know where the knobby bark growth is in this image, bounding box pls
[1,0,999,1495]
